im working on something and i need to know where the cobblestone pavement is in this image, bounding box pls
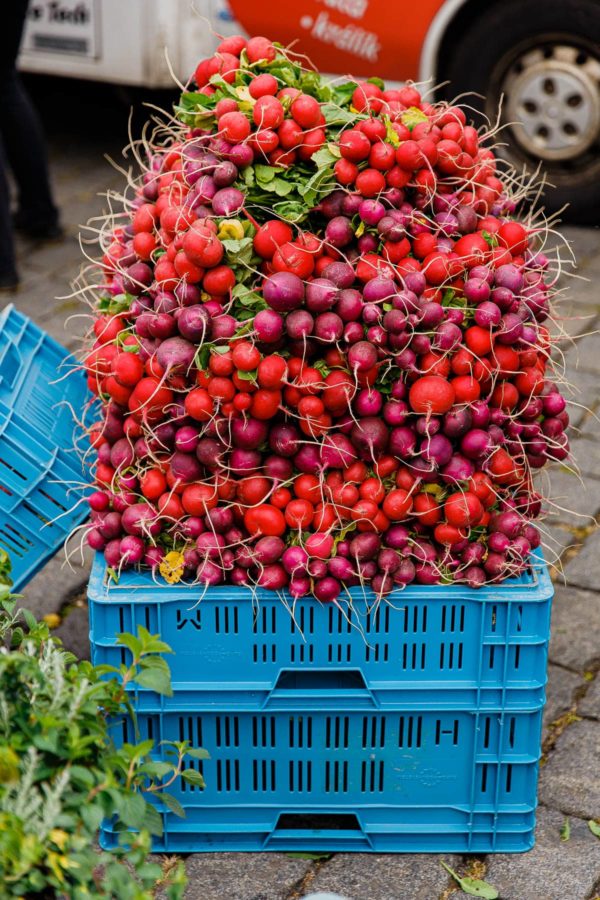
[9,79,600,900]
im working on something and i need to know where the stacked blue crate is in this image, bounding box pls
[90,550,553,853]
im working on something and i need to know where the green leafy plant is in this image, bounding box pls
[0,597,204,898]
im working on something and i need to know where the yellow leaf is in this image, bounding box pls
[235,85,254,104]
[0,746,19,783]
[43,613,61,629]
[218,219,245,241]
[49,829,69,851]
[401,106,428,131]
[383,115,400,148]
[160,551,185,585]
[46,851,72,883]
[422,483,445,498]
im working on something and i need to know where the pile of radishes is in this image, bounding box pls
[83,34,569,598]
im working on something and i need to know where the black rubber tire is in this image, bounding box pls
[439,0,600,223]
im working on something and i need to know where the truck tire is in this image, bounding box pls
[440,0,600,223]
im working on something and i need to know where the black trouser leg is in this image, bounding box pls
[0,69,59,230]
[0,136,17,280]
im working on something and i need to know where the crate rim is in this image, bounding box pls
[89,547,552,605]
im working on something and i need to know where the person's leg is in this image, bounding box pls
[0,136,19,287]
[0,0,60,236]
[0,70,60,234]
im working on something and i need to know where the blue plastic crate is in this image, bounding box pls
[0,305,91,589]
[89,550,553,710]
[102,701,545,853]
[93,554,553,853]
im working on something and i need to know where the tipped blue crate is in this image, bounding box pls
[89,549,553,710]
[0,305,91,589]
[91,553,553,853]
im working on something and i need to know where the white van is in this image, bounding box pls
[19,0,236,88]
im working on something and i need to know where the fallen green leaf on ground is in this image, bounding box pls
[560,817,571,841]
[441,861,499,898]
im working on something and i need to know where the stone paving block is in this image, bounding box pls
[539,467,600,527]
[564,530,600,591]
[539,524,579,564]
[485,806,600,900]
[578,675,600,720]
[560,225,600,262]
[557,368,600,429]
[548,585,600,671]
[180,852,311,900]
[577,406,600,441]
[568,437,600,481]
[54,606,90,660]
[539,718,600,819]
[543,664,582,735]
[308,853,459,900]
[564,332,600,375]
[6,275,65,322]
[534,507,578,561]
[21,545,92,619]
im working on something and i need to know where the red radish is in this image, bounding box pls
[409,376,455,415]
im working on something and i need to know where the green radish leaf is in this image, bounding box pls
[560,817,571,841]
[240,166,255,188]
[271,178,294,197]
[195,343,213,372]
[482,230,499,248]
[255,164,277,184]
[300,69,322,93]
[321,102,359,126]
[258,58,300,86]
[236,368,257,382]
[222,235,256,267]
[271,200,307,222]
[177,90,217,111]
[401,106,429,131]
[329,80,357,106]
[312,146,338,168]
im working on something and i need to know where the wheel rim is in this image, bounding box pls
[490,41,600,165]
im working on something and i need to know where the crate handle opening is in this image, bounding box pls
[273,669,368,693]
[274,812,362,832]
[0,341,21,390]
